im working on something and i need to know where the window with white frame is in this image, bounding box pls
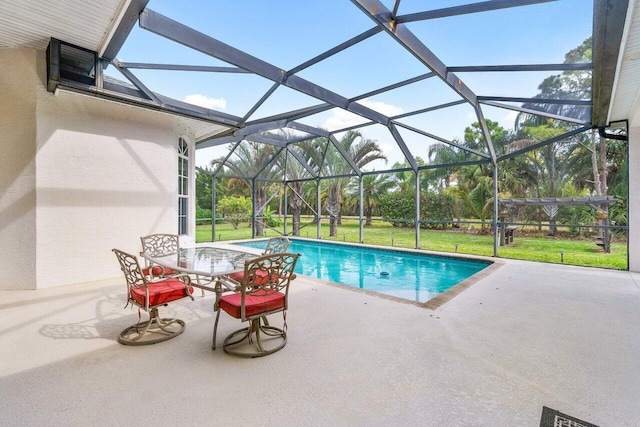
[178,137,189,235]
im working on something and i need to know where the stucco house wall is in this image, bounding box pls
[0,48,196,289]
[628,125,639,272]
[0,49,38,289]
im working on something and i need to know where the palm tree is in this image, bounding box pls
[509,120,575,235]
[320,130,387,236]
[281,138,322,236]
[427,142,465,190]
[391,160,416,193]
[452,120,513,229]
[347,173,395,226]
[212,141,279,237]
[459,166,493,228]
[390,156,426,194]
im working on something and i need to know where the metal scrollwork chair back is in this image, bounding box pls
[213,252,300,357]
[113,248,194,345]
[139,233,180,279]
[263,236,291,255]
[226,236,292,284]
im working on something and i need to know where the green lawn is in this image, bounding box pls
[197,218,627,270]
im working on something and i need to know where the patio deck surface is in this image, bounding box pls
[1,256,639,426]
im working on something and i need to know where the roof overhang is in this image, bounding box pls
[592,0,630,128]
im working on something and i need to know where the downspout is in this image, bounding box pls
[415,170,420,249]
[493,164,499,257]
[211,175,216,242]
[283,182,288,236]
[359,176,364,243]
[251,178,256,239]
[317,179,322,239]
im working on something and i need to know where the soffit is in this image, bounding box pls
[0,0,231,136]
[609,0,640,125]
[0,0,127,52]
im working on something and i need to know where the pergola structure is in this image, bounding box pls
[3,0,640,286]
[499,196,618,251]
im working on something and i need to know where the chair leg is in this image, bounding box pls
[222,316,287,358]
[212,307,221,350]
[118,307,186,346]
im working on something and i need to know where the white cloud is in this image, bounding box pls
[464,109,518,131]
[500,110,519,130]
[321,109,368,131]
[358,98,404,117]
[183,94,227,110]
[320,99,404,131]
[378,142,394,155]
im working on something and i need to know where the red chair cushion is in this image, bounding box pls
[142,266,178,277]
[227,269,277,284]
[219,290,285,319]
[130,278,193,307]
[227,271,245,282]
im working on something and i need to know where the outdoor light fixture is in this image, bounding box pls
[455,243,459,253]
[560,249,565,263]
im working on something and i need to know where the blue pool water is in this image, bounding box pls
[233,239,490,303]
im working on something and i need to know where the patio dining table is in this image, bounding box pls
[142,246,258,293]
[142,245,260,349]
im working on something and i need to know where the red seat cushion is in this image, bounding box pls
[130,278,193,307]
[219,290,285,319]
[227,271,245,282]
[142,266,178,277]
[227,269,277,284]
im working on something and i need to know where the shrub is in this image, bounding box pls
[196,206,212,226]
[262,206,282,227]
[380,192,415,227]
[217,196,252,229]
[380,192,454,229]
[421,192,455,229]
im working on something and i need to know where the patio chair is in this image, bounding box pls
[264,236,291,254]
[113,248,194,345]
[140,233,212,296]
[226,236,291,283]
[139,233,180,279]
[213,252,300,357]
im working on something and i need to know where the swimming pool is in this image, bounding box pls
[233,239,491,304]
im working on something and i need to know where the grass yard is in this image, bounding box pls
[196,218,627,270]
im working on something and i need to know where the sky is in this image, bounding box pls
[109,0,594,170]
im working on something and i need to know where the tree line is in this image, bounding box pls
[196,37,627,237]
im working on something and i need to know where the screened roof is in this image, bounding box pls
[2,0,632,181]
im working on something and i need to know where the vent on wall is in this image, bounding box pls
[46,38,98,92]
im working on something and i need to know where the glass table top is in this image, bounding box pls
[143,246,257,277]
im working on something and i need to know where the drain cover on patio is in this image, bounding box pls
[540,406,599,427]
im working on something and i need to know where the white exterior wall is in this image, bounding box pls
[0,49,38,289]
[0,49,196,289]
[628,125,640,272]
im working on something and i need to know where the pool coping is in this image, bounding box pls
[219,237,505,310]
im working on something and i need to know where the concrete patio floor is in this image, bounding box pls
[1,256,639,426]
